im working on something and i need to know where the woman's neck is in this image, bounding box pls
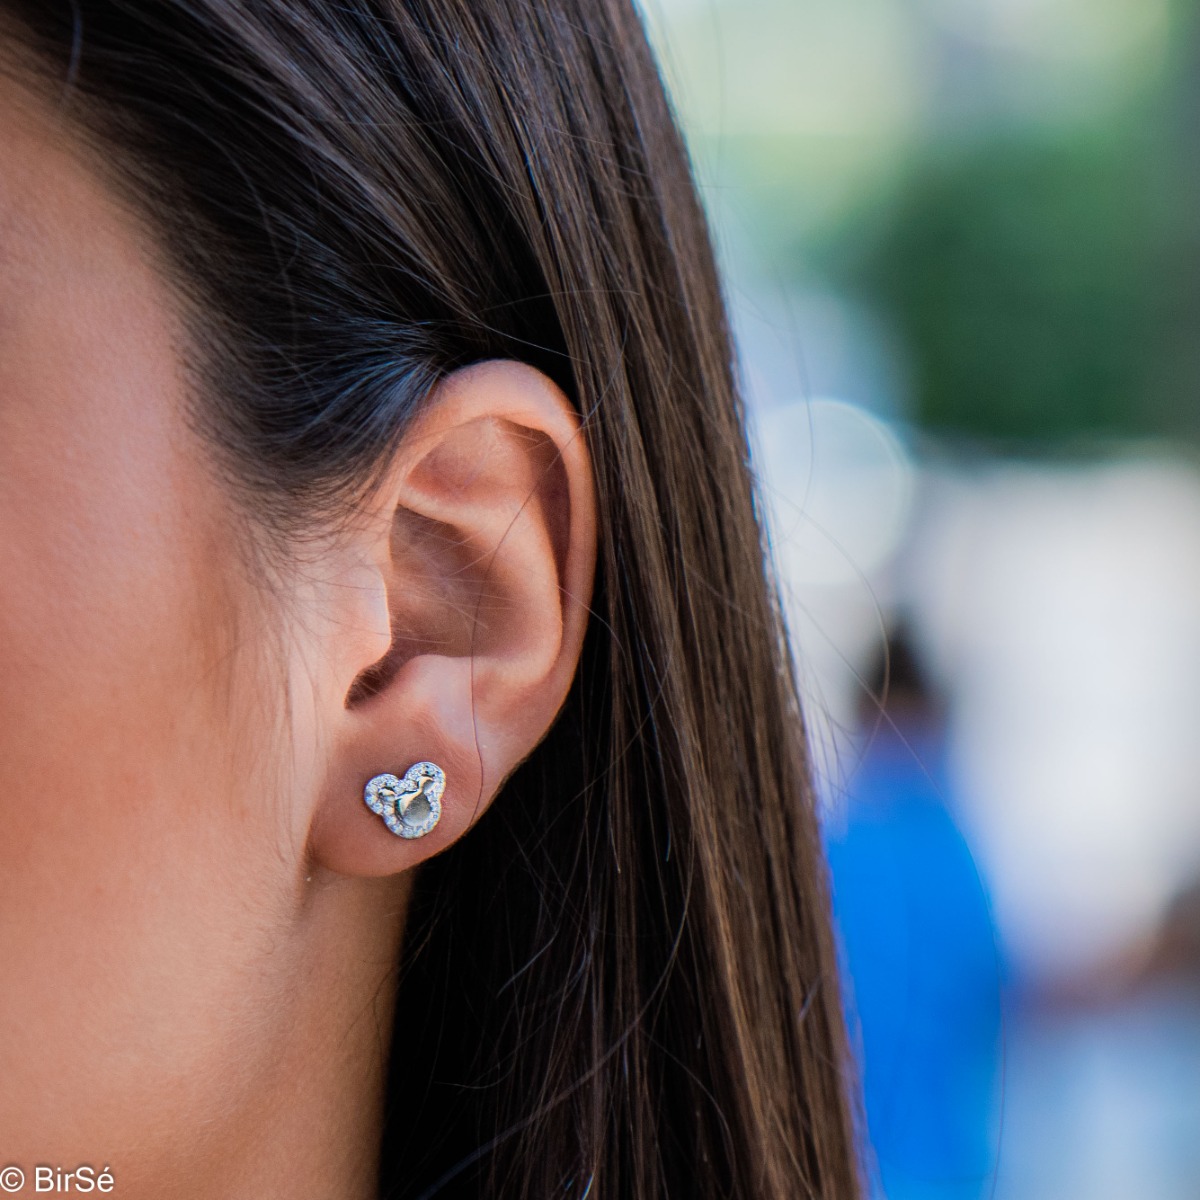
[192,871,411,1200]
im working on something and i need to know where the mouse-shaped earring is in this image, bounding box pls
[363,761,444,839]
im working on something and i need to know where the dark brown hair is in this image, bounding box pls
[3,3,861,1195]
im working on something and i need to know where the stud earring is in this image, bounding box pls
[364,761,445,839]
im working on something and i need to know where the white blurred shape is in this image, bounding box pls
[909,457,1200,977]
[754,398,915,589]
[752,400,915,800]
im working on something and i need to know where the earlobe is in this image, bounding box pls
[307,360,596,879]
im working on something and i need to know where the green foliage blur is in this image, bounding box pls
[862,124,1195,442]
[646,0,1200,445]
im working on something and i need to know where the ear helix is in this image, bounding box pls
[363,762,445,839]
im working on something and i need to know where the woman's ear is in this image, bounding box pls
[308,360,596,877]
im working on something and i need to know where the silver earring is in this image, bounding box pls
[364,761,445,839]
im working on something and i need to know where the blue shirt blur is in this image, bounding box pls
[825,722,1002,1200]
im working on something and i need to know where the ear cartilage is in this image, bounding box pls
[364,762,445,839]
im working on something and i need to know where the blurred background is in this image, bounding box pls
[641,1,1200,1197]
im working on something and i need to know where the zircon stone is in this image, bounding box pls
[363,772,403,816]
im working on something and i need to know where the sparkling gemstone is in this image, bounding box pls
[364,772,403,816]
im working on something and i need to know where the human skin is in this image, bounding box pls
[0,74,595,1199]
